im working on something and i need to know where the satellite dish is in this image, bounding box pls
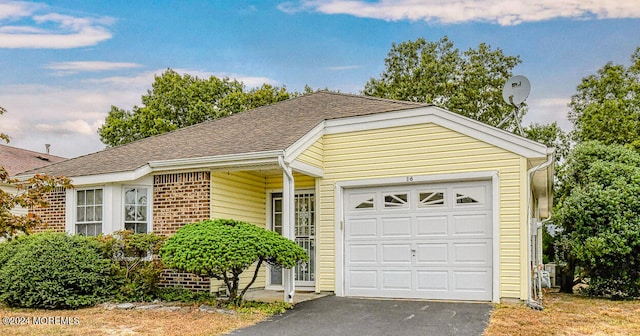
[497,75,531,136]
[502,75,530,107]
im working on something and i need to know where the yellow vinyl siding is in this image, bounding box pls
[266,173,316,190]
[296,137,324,169]
[210,171,267,290]
[318,122,525,299]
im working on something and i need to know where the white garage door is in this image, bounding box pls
[344,181,492,301]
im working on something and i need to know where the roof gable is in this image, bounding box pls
[27,92,425,177]
[0,144,66,176]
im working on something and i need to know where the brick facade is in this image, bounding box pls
[158,270,212,292]
[153,172,211,235]
[153,172,212,290]
[31,187,66,232]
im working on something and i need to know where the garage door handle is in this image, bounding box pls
[411,249,416,257]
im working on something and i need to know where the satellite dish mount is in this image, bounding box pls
[498,75,530,136]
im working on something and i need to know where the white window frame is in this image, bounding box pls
[122,186,151,233]
[74,188,104,236]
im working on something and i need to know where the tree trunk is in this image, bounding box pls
[558,258,576,294]
[239,259,263,303]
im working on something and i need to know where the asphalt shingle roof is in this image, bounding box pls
[27,92,427,177]
[0,144,66,176]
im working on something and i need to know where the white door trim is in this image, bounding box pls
[334,171,501,303]
[266,188,317,291]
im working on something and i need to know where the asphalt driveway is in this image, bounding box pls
[230,296,493,336]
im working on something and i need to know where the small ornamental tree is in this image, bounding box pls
[160,219,308,305]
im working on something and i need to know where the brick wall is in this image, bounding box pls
[153,172,211,235]
[153,171,211,290]
[158,270,211,292]
[31,187,66,232]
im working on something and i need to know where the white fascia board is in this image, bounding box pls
[148,150,283,172]
[284,121,325,163]
[289,160,324,177]
[70,165,153,186]
[70,150,283,186]
[324,106,549,159]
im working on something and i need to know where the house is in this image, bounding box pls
[22,91,553,303]
[0,144,66,215]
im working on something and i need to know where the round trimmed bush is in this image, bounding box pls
[0,232,118,309]
[161,219,308,304]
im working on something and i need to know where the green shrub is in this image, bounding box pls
[0,232,117,309]
[161,219,308,305]
[99,230,165,302]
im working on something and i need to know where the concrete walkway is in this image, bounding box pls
[243,290,330,303]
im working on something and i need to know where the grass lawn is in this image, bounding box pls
[0,303,268,336]
[484,290,640,336]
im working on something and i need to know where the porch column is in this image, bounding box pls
[279,157,296,303]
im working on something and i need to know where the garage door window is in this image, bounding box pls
[383,193,408,208]
[350,193,375,210]
[454,186,485,205]
[418,191,445,207]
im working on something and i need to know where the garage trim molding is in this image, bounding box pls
[334,170,500,303]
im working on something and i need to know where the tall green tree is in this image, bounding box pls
[568,47,640,148]
[554,141,640,298]
[524,122,570,162]
[98,69,295,147]
[364,36,523,131]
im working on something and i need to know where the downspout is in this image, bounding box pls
[278,155,296,304]
[526,152,554,310]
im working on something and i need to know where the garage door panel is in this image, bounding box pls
[349,270,378,289]
[348,244,378,263]
[453,270,492,292]
[452,214,490,237]
[348,218,377,238]
[453,241,492,265]
[382,270,412,290]
[381,217,411,237]
[416,215,448,237]
[415,243,448,264]
[381,244,412,263]
[416,270,449,291]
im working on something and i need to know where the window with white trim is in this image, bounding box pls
[76,189,103,236]
[124,187,148,233]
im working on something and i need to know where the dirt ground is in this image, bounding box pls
[484,291,640,336]
[0,304,266,336]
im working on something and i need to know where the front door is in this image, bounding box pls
[270,192,315,288]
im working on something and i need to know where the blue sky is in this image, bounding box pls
[1,0,639,158]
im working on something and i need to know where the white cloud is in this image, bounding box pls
[326,65,362,71]
[280,0,640,25]
[0,1,42,20]
[35,120,96,135]
[0,1,113,49]
[45,61,143,74]
[524,97,572,130]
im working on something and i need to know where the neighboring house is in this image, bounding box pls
[21,92,553,303]
[0,144,66,215]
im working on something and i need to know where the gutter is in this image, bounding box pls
[278,155,296,304]
[526,152,554,310]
